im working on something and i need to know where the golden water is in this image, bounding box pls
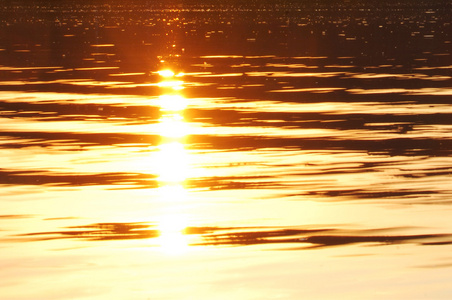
[1,1,452,299]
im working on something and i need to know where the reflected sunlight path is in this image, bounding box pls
[153,69,192,254]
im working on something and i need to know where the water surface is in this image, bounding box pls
[1,1,452,299]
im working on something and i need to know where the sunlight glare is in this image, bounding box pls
[149,69,194,255]
[158,69,175,78]
[156,214,190,255]
[157,94,188,112]
[157,80,184,90]
[157,68,184,90]
[157,184,188,202]
[157,114,191,139]
[155,142,190,184]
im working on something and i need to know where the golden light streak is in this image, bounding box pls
[157,94,188,112]
[151,68,194,254]
[154,141,190,184]
[158,69,175,78]
[157,80,185,90]
[156,213,190,255]
[152,141,192,254]
[156,115,191,140]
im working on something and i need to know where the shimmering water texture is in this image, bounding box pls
[1,1,452,299]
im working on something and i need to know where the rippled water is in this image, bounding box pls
[1,1,452,299]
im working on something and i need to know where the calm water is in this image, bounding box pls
[1,1,452,299]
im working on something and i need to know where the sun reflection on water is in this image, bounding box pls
[153,69,192,254]
[157,115,191,140]
[157,94,188,112]
[155,141,190,184]
[156,70,185,91]
[156,217,191,255]
[157,69,176,78]
[157,80,185,90]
